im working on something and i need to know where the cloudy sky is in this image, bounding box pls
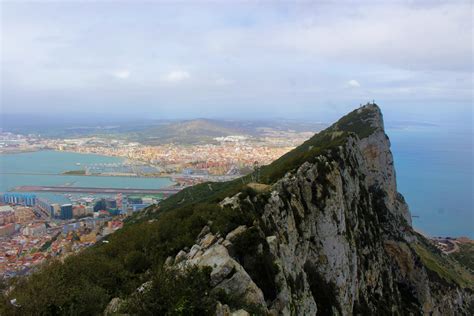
[1,0,472,125]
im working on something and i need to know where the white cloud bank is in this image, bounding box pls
[113,70,130,79]
[1,1,471,119]
[348,80,360,88]
[214,78,234,86]
[162,70,191,83]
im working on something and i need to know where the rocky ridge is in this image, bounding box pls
[164,104,473,315]
[3,104,472,315]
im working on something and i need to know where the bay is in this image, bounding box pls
[0,151,174,203]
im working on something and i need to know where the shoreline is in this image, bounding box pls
[0,171,174,181]
[0,149,40,155]
[0,149,174,180]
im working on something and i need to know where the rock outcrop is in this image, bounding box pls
[170,104,473,315]
[174,226,268,313]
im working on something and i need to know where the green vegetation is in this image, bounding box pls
[331,104,380,139]
[2,256,124,315]
[39,232,60,252]
[123,266,217,315]
[138,104,382,221]
[413,242,474,288]
[2,104,470,315]
[1,188,260,314]
[127,119,244,145]
[62,170,86,175]
[451,242,474,274]
[258,130,348,184]
[256,103,380,184]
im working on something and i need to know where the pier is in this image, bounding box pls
[12,185,182,196]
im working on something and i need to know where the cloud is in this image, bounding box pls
[271,3,471,72]
[113,70,130,79]
[162,70,191,83]
[348,80,360,88]
[215,78,234,86]
[1,1,471,119]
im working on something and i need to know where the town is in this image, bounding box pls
[0,192,161,277]
[0,130,303,277]
[0,131,295,184]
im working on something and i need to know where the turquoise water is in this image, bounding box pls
[0,151,174,203]
[389,126,473,238]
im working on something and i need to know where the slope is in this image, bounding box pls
[1,104,472,316]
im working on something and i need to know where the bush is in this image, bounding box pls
[123,266,216,316]
[5,261,111,315]
[124,250,151,274]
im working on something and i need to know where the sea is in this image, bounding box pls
[388,125,473,238]
[0,129,472,238]
[0,151,174,204]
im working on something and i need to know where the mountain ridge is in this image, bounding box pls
[1,104,472,315]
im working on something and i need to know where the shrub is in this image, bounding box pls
[123,266,216,316]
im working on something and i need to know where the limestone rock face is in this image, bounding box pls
[356,106,412,226]
[170,104,472,315]
[243,132,470,315]
[104,297,125,315]
[175,231,267,313]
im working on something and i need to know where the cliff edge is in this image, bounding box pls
[163,104,472,315]
[3,104,472,316]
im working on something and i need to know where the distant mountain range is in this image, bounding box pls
[0,116,327,145]
[124,119,328,145]
[125,119,252,145]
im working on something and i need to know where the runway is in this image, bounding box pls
[12,185,181,195]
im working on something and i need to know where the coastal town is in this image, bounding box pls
[0,131,295,183]
[0,130,300,277]
[0,192,160,277]
[1,130,472,279]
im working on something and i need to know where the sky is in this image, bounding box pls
[1,0,472,126]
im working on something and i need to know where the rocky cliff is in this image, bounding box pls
[164,104,473,315]
[3,104,472,316]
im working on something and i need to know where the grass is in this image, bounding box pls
[451,242,474,274]
[136,103,383,222]
[5,104,467,314]
[331,104,380,139]
[256,103,382,184]
[413,242,474,289]
[258,130,349,184]
[246,183,271,193]
[62,170,86,175]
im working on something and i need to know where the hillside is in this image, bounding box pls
[127,119,248,145]
[1,104,473,315]
[2,116,325,145]
[125,118,326,145]
[452,240,474,274]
